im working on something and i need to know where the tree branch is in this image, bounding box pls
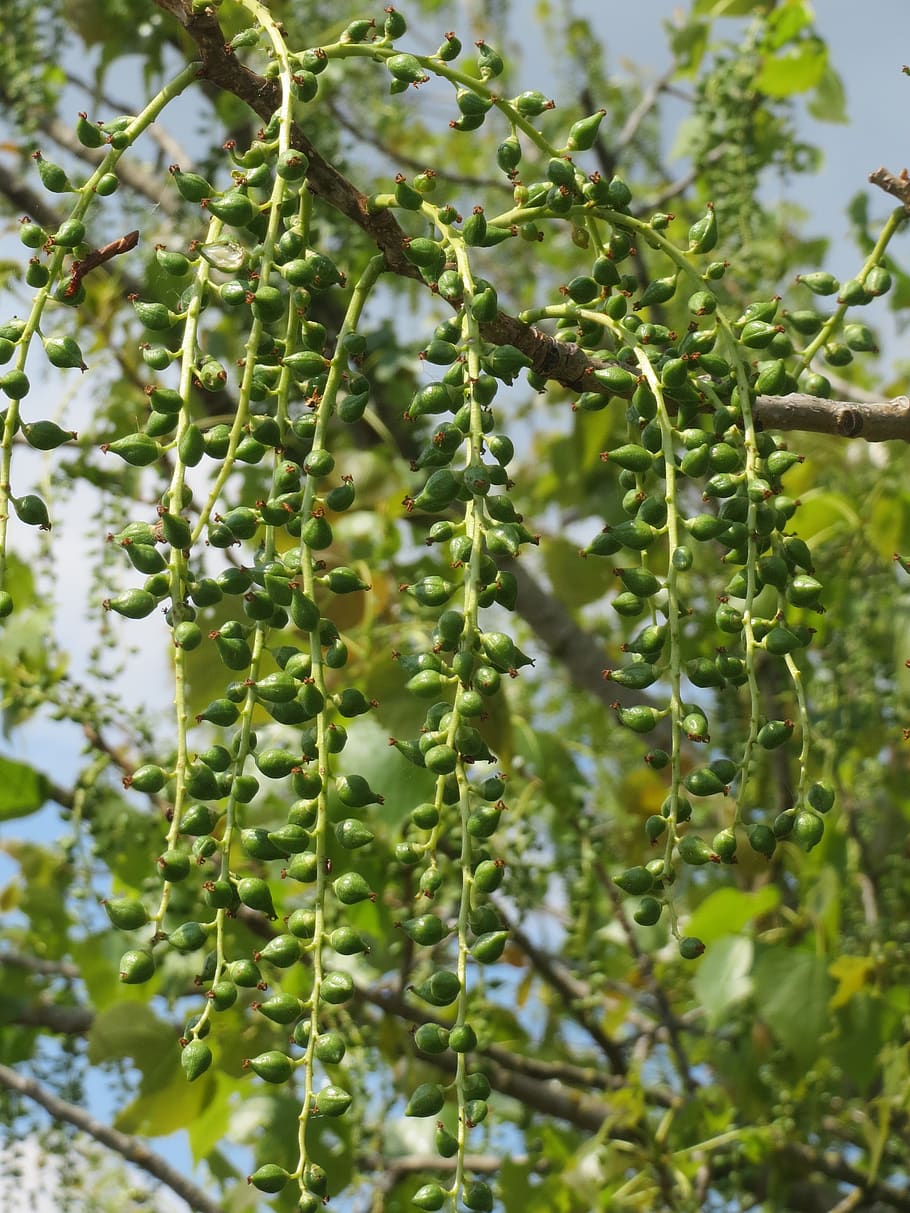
[869,166,910,211]
[493,901,629,1073]
[755,393,910,441]
[0,1063,224,1213]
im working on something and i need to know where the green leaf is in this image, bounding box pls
[763,0,814,50]
[755,40,828,97]
[694,935,753,1026]
[88,1001,177,1090]
[0,756,48,820]
[807,63,848,124]
[752,947,833,1063]
[116,1067,215,1136]
[685,884,779,945]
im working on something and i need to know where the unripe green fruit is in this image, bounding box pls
[316,1083,353,1117]
[412,970,461,1007]
[757,719,794,750]
[257,933,301,967]
[473,858,504,892]
[792,809,824,851]
[169,921,208,952]
[119,948,155,984]
[321,971,355,1005]
[808,781,835,814]
[471,931,508,963]
[329,926,368,955]
[13,494,50,529]
[413,1183,447,1210]
[248,1164,289,1194]
[401,914,447,946]
[406,1082,445,1117]
[633,896,663,926]
[333,871,373,904]
[685,767,726,797]
[237,877,276,918]
[226,958,261,987]
[1,369,30,399]
[103,897,148,930]
[463,1180,494,1211]
[255,993,302,1025]
[180,1039,212,1082]
[678,834,713,865]
[679,937,705,960]
[747,824,777,857]
[247,1050,293,1084]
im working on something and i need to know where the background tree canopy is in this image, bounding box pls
[1,1,910,1211]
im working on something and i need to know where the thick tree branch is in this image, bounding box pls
[0,1063,223,1213]
[755,393,910,441]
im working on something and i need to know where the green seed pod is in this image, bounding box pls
[210,980,237,1011]
[257,934,301,968]
[170,167,213,202]
[614,866,654,895]
[614,705,662,734]
[412,970,461,1007]
[685,767,726,797]
[225,958,260,988]
[747,823,777,857]
[333,872,373,905]
[179,1039,212,1083]
[237,877,276,919]
[1,369,30,400]
[157,849,191,881]
[713,828,737,864]
[119,948,155,984]
[283,851,318,884]
[248,1164,289,1194]
[314,1083,353,1118]
[473,859,504,893]
[757,719,794,750]
[808,781,835,814]
[792,808,824,851]
[321,971,355,1005]
[103,432,160,467]
[103,897,148,930]
[786,574,823,608]
[414,1024,450,1055]
[865,265,892,296]
[678,834,713,865]
[679,937,705,960]
[247,1050,294,1084]
[168,921,208,953]
[335,773,382,808]
[764,626,803,656]
[471,931,508,963]
[401,914,447,946]
[256,993,302,1025]
[413,1183,447,1210]
[12,493,50,529]
[406,1083,445,1118]
[633,896,663,926]
[329,926,368,956]
[461,1180,494,1211]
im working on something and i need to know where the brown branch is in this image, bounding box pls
[755,393,910,441]
[0,1063,224,1213]
[869,166,910,211]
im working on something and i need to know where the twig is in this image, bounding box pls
[869,166,910,211]
[46,116,180,215]
[0,1063,224,1213]
[325,96,509,194]
[62,70,193,166]
[492,901,628,1073]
